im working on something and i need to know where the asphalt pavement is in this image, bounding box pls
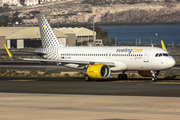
[0,76,180,97]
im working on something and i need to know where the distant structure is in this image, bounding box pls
[56,27,103,46]
[0,27,67,49]
[0,26,102,49]
[25,0,38,6]
[0,0,72,6]
[0,0,21,6]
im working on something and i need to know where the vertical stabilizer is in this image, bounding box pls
[37,14,63,48]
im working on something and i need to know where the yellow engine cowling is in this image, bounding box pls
[87,64,111,79]
[138,71,151,77]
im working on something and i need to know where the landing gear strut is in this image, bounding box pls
[118,72,127,80]
[151,70,160,82]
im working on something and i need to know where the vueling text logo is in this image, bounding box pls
[116,48,143,54]
[133,48,143,52]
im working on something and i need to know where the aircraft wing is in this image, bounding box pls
[21,58,115,67]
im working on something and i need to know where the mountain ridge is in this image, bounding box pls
[0,0,180,25]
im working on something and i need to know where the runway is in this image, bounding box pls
[0,76,180,97]
[1,77,180,120]
[1,60,180,120]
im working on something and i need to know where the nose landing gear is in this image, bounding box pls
[151,70,160,82]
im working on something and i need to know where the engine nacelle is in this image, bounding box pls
[138,71,152,77]
[87,64,111,79]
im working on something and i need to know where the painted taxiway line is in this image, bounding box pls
[152,82,180,84]
[8,80,36,82]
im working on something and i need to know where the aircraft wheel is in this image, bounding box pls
[85,75,91,82]
[118,74,123,80]
[152,77,157,82]
[123,74,127,80]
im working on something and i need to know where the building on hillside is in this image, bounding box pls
[25,0,38,6]
[1,0,21,6]
[0,0,71,6]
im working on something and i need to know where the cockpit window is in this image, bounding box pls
[155,53,159,57]
[155,53,169,57]
[163,53,168,56]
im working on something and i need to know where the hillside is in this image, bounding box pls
[1,0,180,25]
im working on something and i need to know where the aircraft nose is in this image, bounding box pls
[167,58,176,68]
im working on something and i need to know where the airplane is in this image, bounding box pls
[4,13,176,81]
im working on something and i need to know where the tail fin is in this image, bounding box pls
[37,14,63,48]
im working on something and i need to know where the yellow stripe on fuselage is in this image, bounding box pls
[4,44,12,58]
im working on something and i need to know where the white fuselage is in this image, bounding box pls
[37,46,175,72]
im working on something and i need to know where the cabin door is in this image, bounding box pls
[144,50,151,62]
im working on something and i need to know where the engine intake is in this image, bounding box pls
[87,64,111,79]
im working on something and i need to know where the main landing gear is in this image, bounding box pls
[118,72,127,80]
[84,75,94,82]
[84,75,90,81]
[151,70,160,82]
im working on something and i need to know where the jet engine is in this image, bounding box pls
[87,64,111,79]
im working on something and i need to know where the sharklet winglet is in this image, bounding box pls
[161,40,167,51]
[4,44,13,58]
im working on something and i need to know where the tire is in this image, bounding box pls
[152,77,158,82]
[85,75,91,82]
[118,74,123,80]
[123,74,127,80]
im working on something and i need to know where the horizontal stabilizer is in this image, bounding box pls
[11,50,47,55]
